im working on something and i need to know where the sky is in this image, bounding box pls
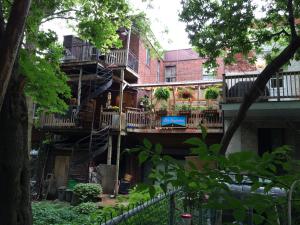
[129,0,192,50]
[43,0,191,51]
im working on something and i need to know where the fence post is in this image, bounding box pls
[222,74,227,103]
[169,193,175,225]
[276,72,281,101]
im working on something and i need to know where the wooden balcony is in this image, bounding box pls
[223,71,300,103]
[105,49,138,73]
[39,111,76,129]
[61,44,139,73]
[99,110,223,133]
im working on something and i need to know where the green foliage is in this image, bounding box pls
[73,202,99,214]
[179,0,300,68]
[159,102,168,111]
[175,104,191,111]
[73,183,102,204]
[154,87,170,101]
[20,46,71,113]
[32,201,78,225]
[131,132,300,224]
[139,95,152,111]
[204,86,219,100]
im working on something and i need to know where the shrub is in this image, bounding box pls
[154,87,170,101]
[73,202,99,214]
[73,183,102,203]
[204,86,219,99]
[32,201,77,225]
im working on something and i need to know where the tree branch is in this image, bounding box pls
[0,0,32,112]
[220,36,300,155]
[0,0,5,37]
[41,16,77,24]
[287,0,297,38]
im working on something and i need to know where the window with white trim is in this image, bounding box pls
[165,66,176,82]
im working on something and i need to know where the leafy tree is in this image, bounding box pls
[0,1,131,224]
[133,132,300,224]
[179,0,300,154]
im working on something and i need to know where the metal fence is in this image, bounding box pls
[99,186,289,225]
[100,190,220,225]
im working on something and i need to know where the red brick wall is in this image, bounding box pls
[132,38,227,84]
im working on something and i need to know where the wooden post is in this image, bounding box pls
[115,69,124,195]
[276,72,280,101]
[222,74,226,103]
[77,67,83,108]
[107,135,112,165]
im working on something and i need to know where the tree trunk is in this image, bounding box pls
[220,37,300,154]
[0,67,32,225]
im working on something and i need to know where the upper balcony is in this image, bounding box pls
[222,71,300,119]
[61,35,139,82]
[223,71,300,103]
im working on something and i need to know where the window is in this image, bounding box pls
[165,66,176,82]
[202,67,216,81]
[146,48,151,66]
[270,76,283,88]
[157,60,160,82]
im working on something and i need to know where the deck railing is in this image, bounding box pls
[62,44,139,73]
[223,71,300,102]
[105,49,138,72]
[62,44,100,63]
[126,110,223,130]
[39,110,77,128]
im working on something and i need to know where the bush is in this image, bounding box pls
[73,183,102,203]
[204,86,219,99]
[73,202,99,214]
[32,201,77,225]
[154,87,170,101]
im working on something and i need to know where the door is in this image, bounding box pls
[54,156,70,187]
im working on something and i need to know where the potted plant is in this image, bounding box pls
[177,104,191,117]
[154,87,170,102]
[156,102,168,116]
[139,95,151,111]
[178,88,193,100]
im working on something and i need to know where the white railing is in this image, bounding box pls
[224,71,300,102]
[105,49,138,72]
[105,49,127,66]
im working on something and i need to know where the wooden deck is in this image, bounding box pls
[38,109,223,134]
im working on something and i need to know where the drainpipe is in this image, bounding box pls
[77,67,83,110]
[125,27,132,67]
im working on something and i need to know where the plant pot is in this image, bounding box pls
[65,189,73,202]
[71,193,80,206]
[57,187,66,201]
[156,110,167,117]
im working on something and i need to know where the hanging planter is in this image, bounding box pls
[154,87,170,101]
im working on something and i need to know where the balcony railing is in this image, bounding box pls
[62,44,101,63]
[62,45,139,73]
[39,110,77,128]
[100,110,223,131]
[105,49,138,73]
[223,71,300,103]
